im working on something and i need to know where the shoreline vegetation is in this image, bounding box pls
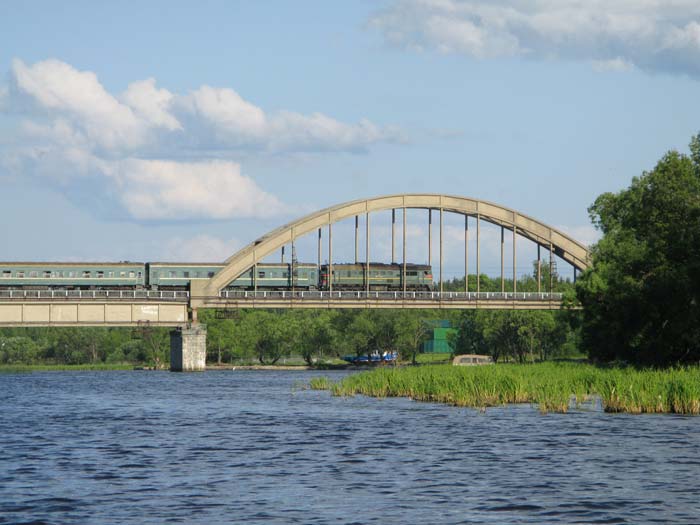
[309,363,700,415]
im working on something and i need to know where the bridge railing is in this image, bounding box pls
[0,290,190,301]
[218,290,564,301]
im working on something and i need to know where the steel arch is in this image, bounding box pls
[202,194,590,295]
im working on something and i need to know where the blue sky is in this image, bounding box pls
[1,1,699,279]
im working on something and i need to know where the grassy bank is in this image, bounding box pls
[309,363,700,414]
[0,363,135,373]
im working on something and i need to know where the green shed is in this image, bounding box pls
[421,320,457,354]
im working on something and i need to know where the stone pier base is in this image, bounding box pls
[170,325,207,371]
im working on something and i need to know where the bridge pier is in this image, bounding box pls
[170,324,207,372]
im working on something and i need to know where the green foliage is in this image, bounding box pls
[320,362,700,415]
[577,134,700,365]
[0,326,169,366]
[451,310,576,363]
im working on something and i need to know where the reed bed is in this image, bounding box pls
[315,363,700,415]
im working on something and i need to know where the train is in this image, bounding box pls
[0,261,434,292]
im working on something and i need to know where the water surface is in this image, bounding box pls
[1,370,699,524]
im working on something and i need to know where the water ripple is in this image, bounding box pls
[1,370,699,524]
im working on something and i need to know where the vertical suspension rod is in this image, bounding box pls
[465,215,469,293]
[439,208,443,294]
[403,208,407,294]
[513,226,517,293]
[500,226,505,293]
[428,209,432,266]
[476,213,481,294]
[317,228,322,273]
[354,215,359,264]
[537,244,542,293]
[391,209,396,264]
[366,212,370,294]
[329,223,333,293]
[549,242,554,293]
[253,253,257,293]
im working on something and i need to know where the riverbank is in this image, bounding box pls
[310,362,700,415]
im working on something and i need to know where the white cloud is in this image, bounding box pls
[370,0,700,76]
[10,58,148,151]
[591,57,635,73]
[121,78,182,132]
[161,234,241,262]
[1,59,399,221]
[106,159,284,220]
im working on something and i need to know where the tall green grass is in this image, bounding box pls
[314,363,700,415]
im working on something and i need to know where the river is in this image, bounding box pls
[1,370,699,524]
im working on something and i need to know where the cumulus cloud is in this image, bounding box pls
[370,0,700,76]
[107,159,284,220]
[1,59,399,221]
[161,234,241,262]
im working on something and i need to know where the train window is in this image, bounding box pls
[129,271,136,278]
[2,271,10,278]
[208,272,215,278]
[183,272,190,278]
[195,272,201,278]
[83,271,91,278]
[30,271,38,278]
[347,271,352,277]
[258,271,265,278]
[17,272,24,278]
[97,271,104,278]
[108,272,114,278]
[44,271,51,278]
[68,272,75,278]
[168,271,176,278]
[120,271,126,277]
[282,272,288,278]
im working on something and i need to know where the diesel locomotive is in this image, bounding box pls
[0,261,433,292]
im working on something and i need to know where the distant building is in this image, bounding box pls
[421,320,457,354]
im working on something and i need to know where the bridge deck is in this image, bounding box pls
[198,290,567,310]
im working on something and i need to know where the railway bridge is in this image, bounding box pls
[0,194,591,370]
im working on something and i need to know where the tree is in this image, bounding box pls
[577,135,700,365]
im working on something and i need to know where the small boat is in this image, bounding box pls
[342,350,398,364]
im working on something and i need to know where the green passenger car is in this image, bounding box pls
[147,262,319,290]
[229,263,318,290]
[0,262,146,289]
[319,263,433,291]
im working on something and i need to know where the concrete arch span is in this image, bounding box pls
[201,194,591,296]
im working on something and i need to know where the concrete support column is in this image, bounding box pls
[170,324,207,372]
